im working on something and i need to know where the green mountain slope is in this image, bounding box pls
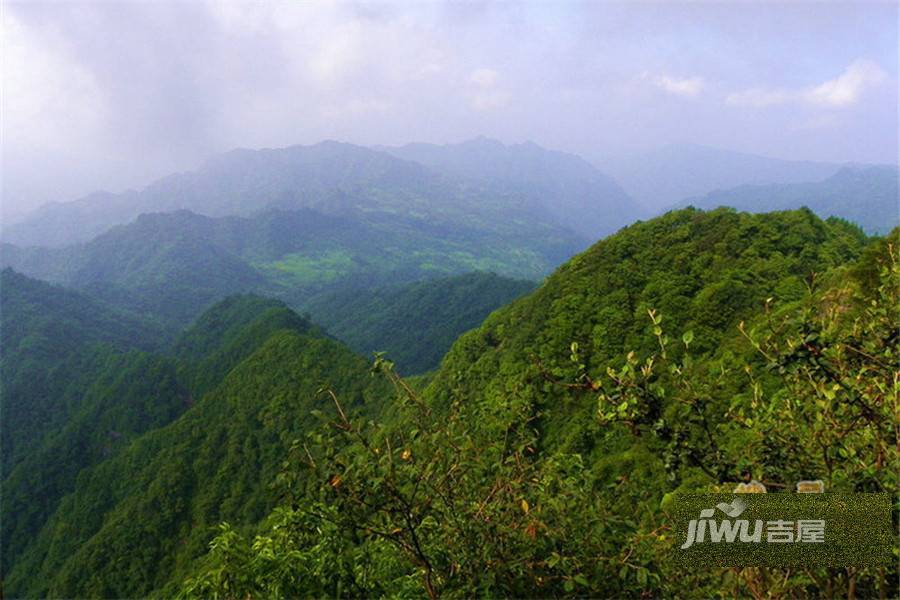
[5,208,890,598]
[304,271,536,374]
[0,269,167,476]
[1,206,580,328]
[1,351,187,577]
[679,165,899,234]
[178,208,893,598]
[0,293,316,580]
[423,208,867,439]
[6,324,391,598]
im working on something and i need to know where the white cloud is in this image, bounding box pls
[725,88,792,108]
[727,60,888,108]
[1,13,107,152]
[806,60,887,107]
[651,74,705,97]
[306,21,366,88]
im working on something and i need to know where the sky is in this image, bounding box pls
[2,1,897,220]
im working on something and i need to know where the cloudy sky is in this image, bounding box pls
[2,1,897,219]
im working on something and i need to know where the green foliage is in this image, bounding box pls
[5,209,893,599]
[425,208,866,447]
[181,212,887,599]
[2,207,578,330]
[172,295,290,360]
[303,272,536,374]
[589,229,898,596]
[1,351,187,576]
[2,291,323,594]
[0,269,167,476]
[6,329,391,598]
[172,295,319,397]
[181,359,663,599]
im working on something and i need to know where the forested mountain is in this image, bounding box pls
[6,208,893,598]
[0,293,340,596]
[6,323,390,598]
[600,143,846,212]
[303,272,536,374]
[678,165,899,234]
[1,207,576,328]
[2,139,640,248]
[422,207,868,441]
[0,269,167,477]
[382,137,640,237]
[1,269,174,577]
[180,209,895,598]
[1,142,435,247]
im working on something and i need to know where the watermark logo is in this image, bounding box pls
[671,493,891,567]
[680,496,825,549]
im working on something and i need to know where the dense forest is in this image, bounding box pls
[3,207,895,597]
[302,271,536,374]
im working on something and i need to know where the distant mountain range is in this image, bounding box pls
[3,138,893,332]
[380,137,641,237]
[0,204,575,329]
[2,138,642,248]
[677,165,899,234]
[600,143,852,213]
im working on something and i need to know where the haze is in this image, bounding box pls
[2,1,897,221]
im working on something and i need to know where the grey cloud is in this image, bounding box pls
[2,1,896,220]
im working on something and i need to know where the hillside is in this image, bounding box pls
[177,208,894,598]
[0,269,168,477]
[303,271,537,374]
[0,292,316,579]
[3,293,377,598]
[679,165,899,234]
[1,207,578,328]
[423,208,867,434]
[3,209,892,598]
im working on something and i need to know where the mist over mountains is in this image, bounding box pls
[2,138,641,248]
[599,143,854,212]
[678,164,899,234]
[5,138,893,253]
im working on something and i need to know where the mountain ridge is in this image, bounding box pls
[675,164,899,234]
[600,143,857,212]
[2,138,640,248]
